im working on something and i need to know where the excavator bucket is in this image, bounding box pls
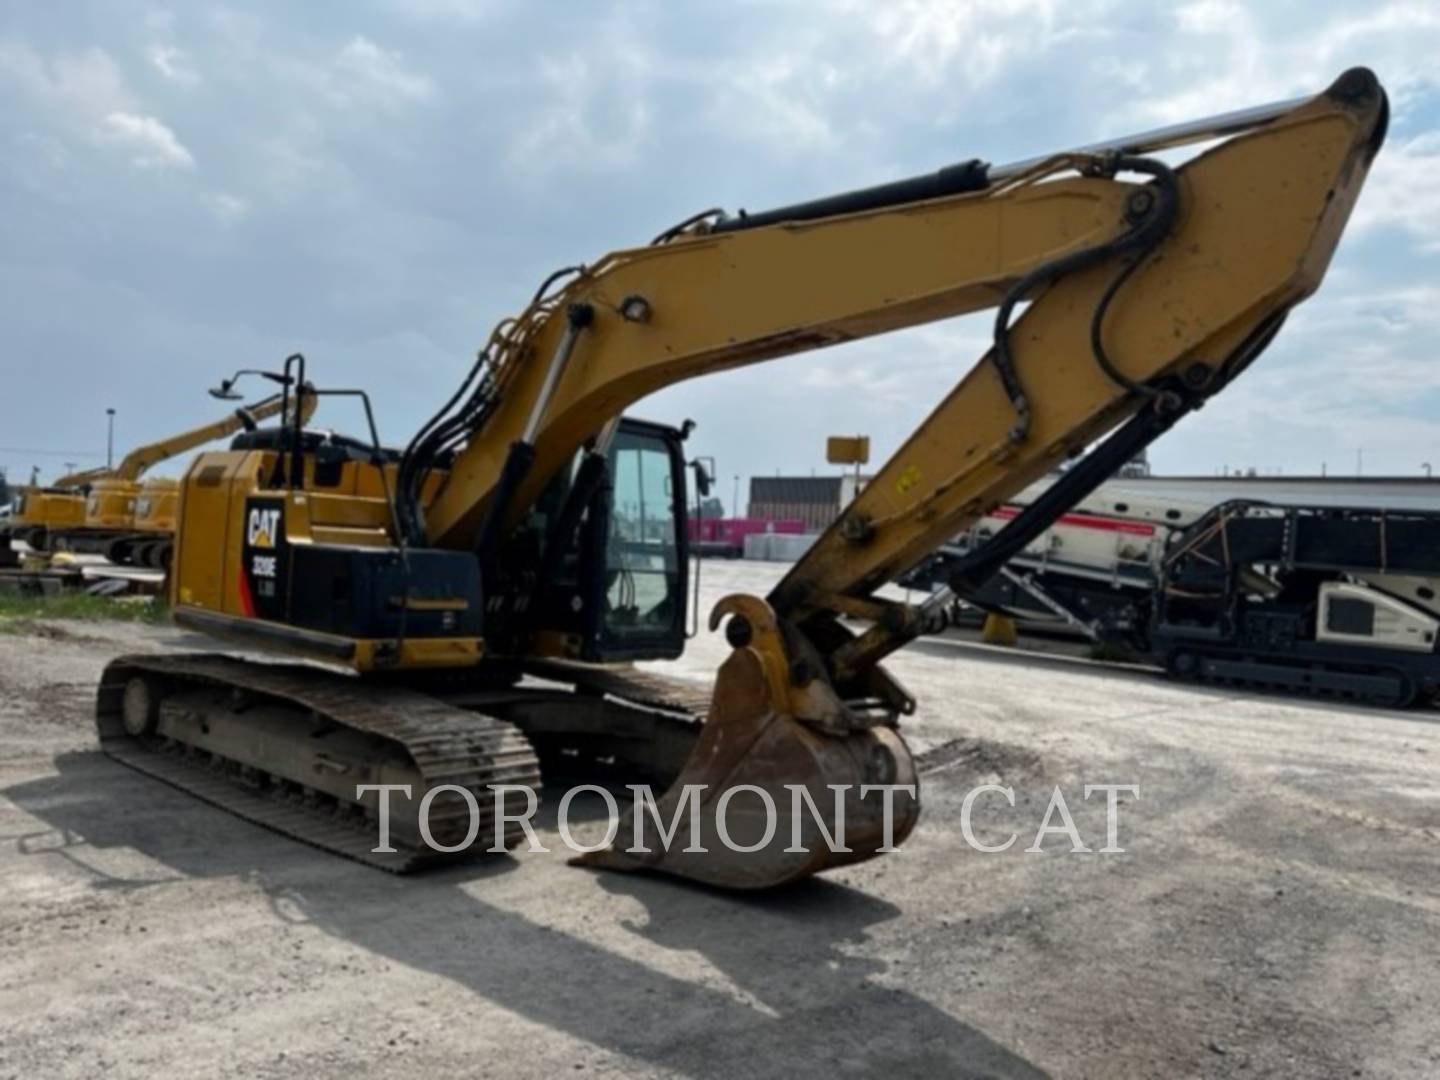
[576,596,918,889]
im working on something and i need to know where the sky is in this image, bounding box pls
[1,1,1438,506]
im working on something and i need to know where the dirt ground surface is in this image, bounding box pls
[1,559,1437,1078]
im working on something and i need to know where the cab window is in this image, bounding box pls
[604,429,683,646]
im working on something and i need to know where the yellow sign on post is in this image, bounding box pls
[826,435,870,466]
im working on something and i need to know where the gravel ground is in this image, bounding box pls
[1,560,1437,1078]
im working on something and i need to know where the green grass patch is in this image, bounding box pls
[0,591,169,631]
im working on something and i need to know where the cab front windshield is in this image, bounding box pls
[604,428,683,645]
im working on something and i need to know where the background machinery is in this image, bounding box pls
[906,485,1440,707]
[0,486,86,568]
[0,459,103,568]
[1154,502,1440,705]
[97,69,1387,888]
[902,475,1203,645]
[2,390,312,571]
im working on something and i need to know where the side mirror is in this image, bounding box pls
[690,459,712,497]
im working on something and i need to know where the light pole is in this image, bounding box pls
[106,408,116,469]
[1424,462,1433,478]
[733,475,740,518]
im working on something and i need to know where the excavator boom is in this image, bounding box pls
[113,391,313,482]
[50,393,307,488]
[49,466,111,489]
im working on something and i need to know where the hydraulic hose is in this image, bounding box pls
[991,155,1180,443]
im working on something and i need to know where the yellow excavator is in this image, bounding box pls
[1,488,86,568]
[97,69,1386,889]
[0,461,108,568]
[3,389,315,570]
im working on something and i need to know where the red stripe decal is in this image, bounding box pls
[991,505,1156,537]
[237,567,256,618]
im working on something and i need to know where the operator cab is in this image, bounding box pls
[526,417,691,663]
[180,406,693,670]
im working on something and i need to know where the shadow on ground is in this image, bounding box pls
[6,751,1049,1079]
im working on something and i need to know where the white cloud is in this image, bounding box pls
[798,323,993,408]
[507,49,650,174]
[861,0,1085,86]
[0,41,198,171]
[692,0,1107,157]
[252,121,349,200]
[100,111,194,169]
[800,361,910,402]
[207,191,249,223]
[704,55,839,155]
[1157,280,1440,475]
[1350,133,1440,251]
[0,41,134,117]
[330,36,434,109]
[1174,0,1245,35]
[148,43,199,86]
[1125,1,1440,127]
[1282,284,1440,394]
[378,0,496,19]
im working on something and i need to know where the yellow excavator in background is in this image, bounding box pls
[2,389,315,570]
[1,487,86,568]
[98,69,1386,889]
[0,461,109,569]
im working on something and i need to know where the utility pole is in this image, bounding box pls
[106,408,116,469]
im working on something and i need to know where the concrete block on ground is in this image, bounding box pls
[743,532,818,562]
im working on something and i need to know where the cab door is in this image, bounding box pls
[594,420,690,660]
